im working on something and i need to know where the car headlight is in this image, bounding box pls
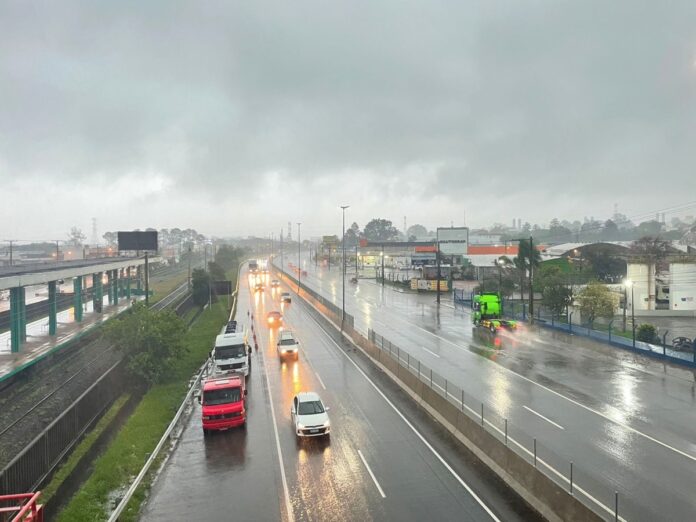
[297,423,305,429]
[323,420,330,427]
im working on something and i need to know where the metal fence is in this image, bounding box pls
[453,290,696,368]
[365,328,625,521]
[0,361,123,496]
[501,300,696,368]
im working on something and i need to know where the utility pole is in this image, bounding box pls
[55,240,60,262]
[341,205,350,331]
[187,245,192,289]
[144,252,150,305]
[297,223,302,293]
[355,244,358,275]
[280,229,284,280]
[8,240,13,267]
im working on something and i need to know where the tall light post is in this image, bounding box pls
[297,222,302,293]
[624,279,635,347]
[436,230,441,304]
[340,205,350,331]
[280,229,284,280]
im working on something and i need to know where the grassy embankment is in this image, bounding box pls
[148,268,190,305]
[41,395,131,503]
[56,299,229,521]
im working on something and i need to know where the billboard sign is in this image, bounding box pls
[117,231,158,252]
[437,227,469,255]
[212,280,233,295]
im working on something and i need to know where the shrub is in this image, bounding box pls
[636,323,658,344]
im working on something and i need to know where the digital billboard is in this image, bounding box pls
[117,231,158,252]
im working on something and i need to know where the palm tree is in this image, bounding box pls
[513,239,541,302]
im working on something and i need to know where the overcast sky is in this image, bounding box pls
[2,1,696,242]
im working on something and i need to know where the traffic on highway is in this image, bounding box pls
[141,265,538,521]
[275,254,696,521]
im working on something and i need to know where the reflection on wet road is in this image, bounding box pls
[142,269,538,522]
[287,256,696,521]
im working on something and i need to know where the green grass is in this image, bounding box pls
[56,300,229,522]
[149,269,189,305]
[42,395,131,504]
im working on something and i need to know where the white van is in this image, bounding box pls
[212,321,250,377]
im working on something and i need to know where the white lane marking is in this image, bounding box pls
[304,313,501,522]
[357,449,386,499]
[256,313,295,522]
[315,371,327,390]
[402,361,624,520]
[382,313,696,463]
[523,406,565,430]
[421,346,441,358]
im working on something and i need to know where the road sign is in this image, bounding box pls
[437,227,469,255]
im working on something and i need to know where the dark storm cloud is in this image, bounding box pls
[1,1,695,237]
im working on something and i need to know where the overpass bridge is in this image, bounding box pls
[0,256,159,353]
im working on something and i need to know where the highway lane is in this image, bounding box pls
[278,257,696,521]
[298,260,696,454]
[143,271,539,521]
[141,278,283,522]
[257,277,537,522]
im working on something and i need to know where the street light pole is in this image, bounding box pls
[528,236,534,323]
[297,222,302,293]
[631,284,636,347]
[340,205,350,332]
[436,230,441,304]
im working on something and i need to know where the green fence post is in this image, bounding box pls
[48,281,57,335]
[73,276,83,322]
[10,287,21,352]
[20,286,27,342]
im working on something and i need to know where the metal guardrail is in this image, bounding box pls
[107,365,205,522]
[109,260,244,520]
[364,329,624,521]
[275,261,620,521]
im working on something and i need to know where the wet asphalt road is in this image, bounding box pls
[286,257,696,522]
[142,272,538,522]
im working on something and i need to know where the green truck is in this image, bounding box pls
[472,293,518,333]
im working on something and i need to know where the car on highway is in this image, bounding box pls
[254,282,264,292]
[266,310,283,327]
[270,279,280,288]
[277,330,300,360]
[199,375,247,434]
[290,392,330,438]
[280,292,292,303]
